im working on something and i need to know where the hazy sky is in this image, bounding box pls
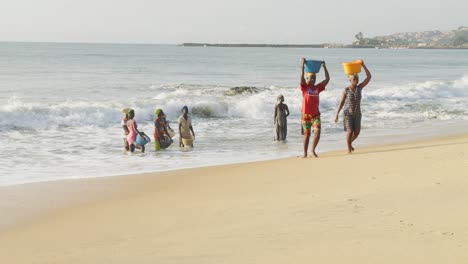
[1,0,466,44]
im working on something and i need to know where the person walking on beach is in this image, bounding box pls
[274,94,290,141]
[178,106,195,147]
[300,58,330,158]
[126,109,145,153]
[154,108,173,151]
[335,60,372,153]
[121,108,130,151]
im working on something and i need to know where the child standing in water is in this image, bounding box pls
[274,94,289,141]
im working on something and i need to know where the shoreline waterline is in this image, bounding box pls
[1,131,467,229]
[2,120,467,187]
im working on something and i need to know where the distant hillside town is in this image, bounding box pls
[181,26,468,49]
[351,26,468,49]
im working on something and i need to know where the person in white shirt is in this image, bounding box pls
[178,106,195,147]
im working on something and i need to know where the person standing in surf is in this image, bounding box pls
[274,94,290,142]
[154,108,173,151]
[161,111,175,139]
[126,109,145,153]
[335,60,372,153]
[121,108,130,151]
[300,58,330,158]
[178,106,195,147]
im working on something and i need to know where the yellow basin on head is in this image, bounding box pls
[342,60,362,75]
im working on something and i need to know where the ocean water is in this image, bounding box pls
[0,42,467,186]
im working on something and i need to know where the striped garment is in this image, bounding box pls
[343,86,362,131]
[344,86,362,115]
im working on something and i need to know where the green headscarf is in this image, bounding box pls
[128,109,135,119]
[154,108,162,116]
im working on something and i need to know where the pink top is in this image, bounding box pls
[126,119,138,145]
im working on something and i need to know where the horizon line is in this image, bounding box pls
[0,40,178,45]
[0,40,350,46]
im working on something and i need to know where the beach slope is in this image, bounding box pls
[1,135,468,263]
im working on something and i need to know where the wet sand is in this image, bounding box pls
[1,134,467,263]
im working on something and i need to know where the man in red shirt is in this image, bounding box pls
[300,57,330,158]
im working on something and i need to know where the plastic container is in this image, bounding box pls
[167,128,176,138]
[182,137,194,147]
[304,60,322,73]
[135,133,151,146]
[160,135,173,149]
[342,60,362,75]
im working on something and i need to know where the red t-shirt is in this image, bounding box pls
[300,83,325,116]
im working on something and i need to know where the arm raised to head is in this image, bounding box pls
[359,60,372,89]
[300,58,306,86]
[320,61,330,87]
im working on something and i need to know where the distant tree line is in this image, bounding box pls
[452,29,468,45]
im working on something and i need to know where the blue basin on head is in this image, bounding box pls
[304,60,322,73]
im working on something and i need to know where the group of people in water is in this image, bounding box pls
[121,57,371,158]
[274,58,371,158]
[121,106,195,153]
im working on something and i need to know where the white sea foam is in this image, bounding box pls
[366,75,468,101]
[0,97,122,131]
[2,75,467,134]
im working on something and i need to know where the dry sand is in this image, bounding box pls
[1,134,467,263]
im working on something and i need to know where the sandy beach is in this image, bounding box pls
[1,134,467,263]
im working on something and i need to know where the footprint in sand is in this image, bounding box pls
[441,231,455,236]
[345,198,364,213]
[423,230,455,237]
[399,220,414,231]
[380,210,395,216]
[353,204,364,212]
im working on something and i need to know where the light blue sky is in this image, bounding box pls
[1,0,466,44]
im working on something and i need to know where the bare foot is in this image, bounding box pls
[351,146,355,152]
[312,152,318,158]
[300,154,308,158]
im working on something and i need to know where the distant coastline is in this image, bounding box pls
[179,43,376,49]
[180,43,324,48]
[179,43,468,49]
[181,26,468,50]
